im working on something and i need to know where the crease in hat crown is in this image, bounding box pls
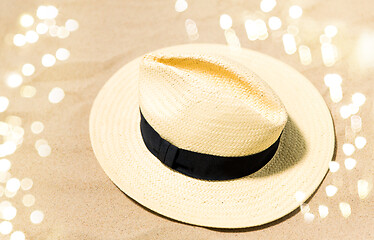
[138,52,288,157]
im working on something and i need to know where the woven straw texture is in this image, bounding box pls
[139,53,288,156]
[89,44,335,228]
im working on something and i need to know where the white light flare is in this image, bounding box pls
[355,136,366,149]
[356,31,374,69]
[289,5,302,19]
[0,97,10,113]
[185,19,199,40]
[318,205,329,218]
[220,14,232,30]
[282,33,297,55]
[298,45,312,65]
[56,48,70,61]
[351,115,362,132]
[6,73,23,88]
[357,179,370,199]
[339,202,351,218]
[37,5,58,20]
[352,92,366,107]
[245,20,257,41]
[42,54,56,67]
[224,29,241,49]
[329,161,340,173]
[25,30,39,43]
[260,0,277,13]
[321,43,338,67]
[175,0,188,13]
[21,63,35,76]
[65,19,79,32]
[268,16,282,30]
[324,25,338,38]
[326,185,338,197]
[13,34,26,47]
[324,73,343,103]
[20,14,34,28]
[36,23,48,34]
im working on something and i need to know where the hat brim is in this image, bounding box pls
[89,44,335,228]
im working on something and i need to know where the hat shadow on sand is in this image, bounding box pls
[248,116,306,179]
[115,116,337,232]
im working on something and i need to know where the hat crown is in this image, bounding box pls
[138,53,288,157]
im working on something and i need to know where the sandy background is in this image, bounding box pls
[0,0,373,239]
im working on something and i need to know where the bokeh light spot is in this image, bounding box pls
[321,43,338,66]
[289,5,302,19]
[13,34,26,47]
[21,63,35,76]
[20,14,34,28]
[56,48,70,61]
[57,27,70,39]
[319,34,331,44]
[351,115,362,132]
[20,178,33,191]
[329,161,340,173]
[6,73,23,88]
[355,136,366,149]
[42,54,56,67]
[324,73,342,87]
[298,45,312,65]
[282,33,297,54]
[300,203,310,214]
[25,30,39,43]
[0,220,13,235]
[175,0,188,12]
[318,205,329,218]
[20,85,37,98]
[224,29,241,48]
[48,25,59,37]
[10,231,25,240]
[22,194,35,207]
[342,143,355,156]
[0,172,12,183]
[287,25,299,36]
[37,5,58,19]
[352,92,366,107]
[31,121,44,134]
[48,87,65,103]
[329,85,343,103]
[260,0,277,13]
[0,159,11,172]
[65,19,79,31]
[185,19,199,40]
[0,141,17,157]
[268,16,282,30]
[219,14,232,30]
[2,206,17,220]
[324,25,338,38]
[37,144,51,157]
[0,97,10,113]
[245,20,257,41]
[303,212,314,222]
[357,179,370,199]
[344,158,357,170]
[36,23,48,34]
[6,178,20,192]
[340,105,351,119]
[30,210,44,224]
[326,185,338,197]
[35,139,48,149]
[294,191,306,203]
[339,202,351,218]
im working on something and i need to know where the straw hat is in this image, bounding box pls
[89,44,335,228]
